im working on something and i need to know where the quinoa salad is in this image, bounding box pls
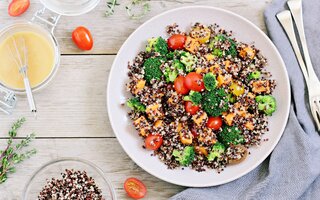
[125,23,277,172]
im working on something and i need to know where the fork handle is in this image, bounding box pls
[287,0,319,84]
[276,11,309,87]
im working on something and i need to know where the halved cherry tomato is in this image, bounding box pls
[124,177,147,199]
[174,76,190,95]
[72,26,93,50]
[8,0,30,17]
[145,134,163,150]
[167,34,187,50]
[184,72,205,92]
[185,101,199,115]
[206,116,223,130]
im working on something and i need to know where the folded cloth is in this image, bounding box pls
[171,0,320,199]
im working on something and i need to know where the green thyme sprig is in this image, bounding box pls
[106,0,120,16]
[0,118,37,184]
[125,0,150,19]
[106,0,150,19]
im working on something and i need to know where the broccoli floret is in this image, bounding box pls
[146,37,168,55]
[214,34,227,42]
[183,91,202,105]
[226,39,237,57]
[202,88,229,116]
[203,72,217,91]
[173,59,185,73]
[207,142,225,161]
[126,98,146,112]
[213,48,223,57]
[255,95,277,116]
[164,66,178,82]
[172,146,195,166]
[143,58,163,82]
[248,71,261,80]
[166,51,175,60]
[218,126,245,146]
[163,60,185,82]
[180,52,197,72]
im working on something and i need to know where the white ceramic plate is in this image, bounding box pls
[107,6,290,187]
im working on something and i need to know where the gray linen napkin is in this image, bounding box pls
[171,0,320,199]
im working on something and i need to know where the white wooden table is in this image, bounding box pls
[0,0,271,199]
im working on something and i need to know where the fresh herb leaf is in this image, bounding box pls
[0,118,36,184]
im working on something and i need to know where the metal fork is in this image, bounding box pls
[277,0,320,131]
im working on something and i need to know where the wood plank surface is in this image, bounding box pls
[1,55,114,138]
[0,138,184,199]
[0,0,271,54]
[0,0,272,199]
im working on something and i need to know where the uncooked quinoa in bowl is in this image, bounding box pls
[125,23,277,172]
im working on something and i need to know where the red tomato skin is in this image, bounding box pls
[72,26,93,50]
[124,178,147,199]
[184,72,205,92]
[174,76,190,95]
[145,134,163,150]
[8,0,30,17]
[167,34,187,50]
[184,101,199,115]
[206,116,223,130]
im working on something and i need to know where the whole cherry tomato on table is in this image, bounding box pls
[8,0,30,17]
[206,116,223,130]
[184,72,205,92]
[184,101,199,115]
[145,134,163,150]
[174,76,190,95]
[72,26,93,50]
[124,177,147,199]
[167,34,187,50]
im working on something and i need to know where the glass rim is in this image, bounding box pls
[22,157,117,200]
[0,21,60,95]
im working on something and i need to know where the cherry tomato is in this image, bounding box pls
[8,0,30,17]
[145,134,163,150]
[206,116,223,130]
[72,26,93,50]
[185,101,199,115]
[167,34,187,50]
[184,72,205,92]
[174,76,190,95]
[124,177,147,199]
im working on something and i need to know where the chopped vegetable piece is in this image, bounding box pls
[124,178,147,199]
[202,88,229,116]
[146,37,168,55]
[127,98,146,112]
[218,126,245,146]
[143,57,163,83]
[167,34,186,50]
[207,142,225,161]
[203,72,217,91]
[145,134,163,150]
[183,91,202,105]
[180,52,197,72]
[172,146,195,166]
[255,95,277,116]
